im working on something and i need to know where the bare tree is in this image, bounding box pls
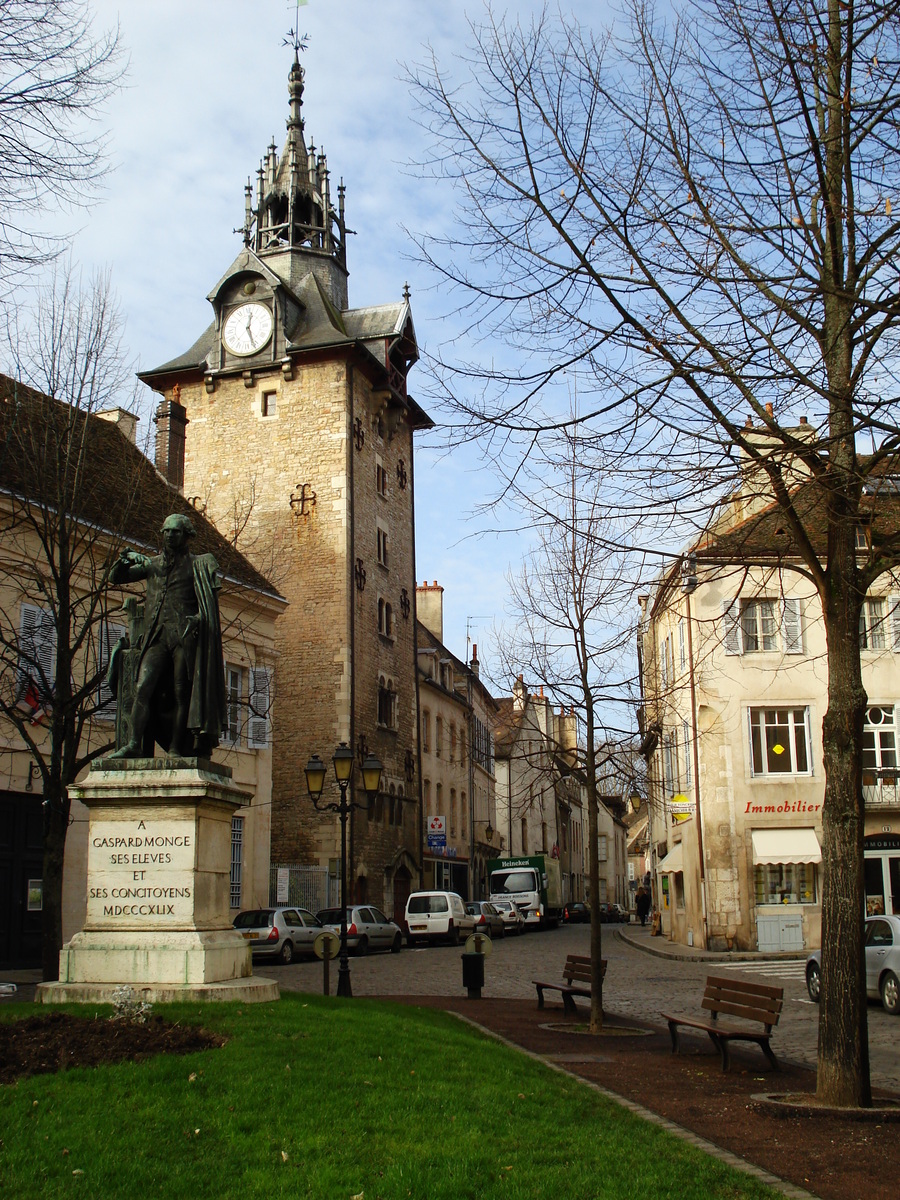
[411,0,900,1105]
[493,446,640,1032]
[0,265,139,979]
[0,1,124,285]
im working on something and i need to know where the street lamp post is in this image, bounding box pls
[305,743,383,998]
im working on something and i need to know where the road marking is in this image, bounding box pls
[718,961,807,980]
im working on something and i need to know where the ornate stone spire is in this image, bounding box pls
[239,52,348,306]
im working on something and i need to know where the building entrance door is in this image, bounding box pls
[0,791,44,968]
[864,834,900,915]
[392,866,411,927]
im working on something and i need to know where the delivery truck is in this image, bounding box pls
[486,854,562,928]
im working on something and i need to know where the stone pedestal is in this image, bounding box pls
[37,759,278,1004]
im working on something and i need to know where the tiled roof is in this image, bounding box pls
[0,374,283,599]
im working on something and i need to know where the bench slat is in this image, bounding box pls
[663,973,783,1072]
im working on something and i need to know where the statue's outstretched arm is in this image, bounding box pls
[109,549,152,585]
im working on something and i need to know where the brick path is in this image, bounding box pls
[271,921,900,1093]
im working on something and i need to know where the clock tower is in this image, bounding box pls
[139,52,430,920]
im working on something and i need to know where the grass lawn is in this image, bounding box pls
[0,993,781,1200]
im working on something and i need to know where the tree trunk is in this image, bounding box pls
[41,786,70,982]
[584,722,603,1032]
[817,560,871,1106]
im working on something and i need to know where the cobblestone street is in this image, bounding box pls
[269,922,900,1093]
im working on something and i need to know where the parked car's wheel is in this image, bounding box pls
[806,960,821,1003]
[391,932,402,953]
[881,970,900,1014]
[356,935,369,957]
[279,939,294,965]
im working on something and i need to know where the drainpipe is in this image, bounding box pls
[682,554,709,949]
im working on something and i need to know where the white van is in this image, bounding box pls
[404,891,475,946]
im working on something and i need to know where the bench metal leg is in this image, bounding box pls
[535,985,545,1009]
[760,1039,779,1072]
[667,1020,680,1054]
[562,990,577,1017]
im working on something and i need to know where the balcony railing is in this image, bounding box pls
[863,769,900,808]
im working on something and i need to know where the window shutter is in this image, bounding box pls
[890,595,900,653]
[781,598,803,655]
[248,667,271,749]
[97,621,128,718]
[722,600,741,655]
[19,604,57,695]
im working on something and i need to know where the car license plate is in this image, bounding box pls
[410,924,426,932]
[242,932,259,940]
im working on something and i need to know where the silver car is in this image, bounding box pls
[806,914,900,1014]
[316,905,403,955]
[491,898,525,934]
[233,907,322,964]
[466,900,506,938]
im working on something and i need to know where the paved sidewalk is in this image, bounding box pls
[616,921,808,962]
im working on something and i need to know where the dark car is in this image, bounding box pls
[598,902,624,923]
[563,901,590,924]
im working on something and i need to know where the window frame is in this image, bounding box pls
[748,705,812,777]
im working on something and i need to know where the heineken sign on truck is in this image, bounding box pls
[486,854,562,928]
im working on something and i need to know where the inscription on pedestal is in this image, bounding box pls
[87,817,196,927]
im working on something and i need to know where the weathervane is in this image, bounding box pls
[284,0,310,55]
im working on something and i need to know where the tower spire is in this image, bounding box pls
[242,50,348,307]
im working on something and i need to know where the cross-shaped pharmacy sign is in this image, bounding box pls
[427,815,446,848]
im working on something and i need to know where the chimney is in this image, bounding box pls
[97,407,139,444]
[154,393,188,491]
[513,674,527,712]
[416,581,444,642]
[470,642,480,678]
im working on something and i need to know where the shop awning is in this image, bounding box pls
[751,828,821,865]
[656,843,684,874]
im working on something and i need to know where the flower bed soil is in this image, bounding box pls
[0,1011,224,1085]
[400,996,900,1200]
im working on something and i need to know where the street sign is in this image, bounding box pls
[426,814,446,848]
[276,867,290,904]
[669,795,694,824]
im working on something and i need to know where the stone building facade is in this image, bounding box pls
[639,425,900,951]
[138,55,430,922]
[416,583,499,898]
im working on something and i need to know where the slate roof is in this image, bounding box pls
[0,374,283,600]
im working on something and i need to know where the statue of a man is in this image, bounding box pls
[108,513,226,759]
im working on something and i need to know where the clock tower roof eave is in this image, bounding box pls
[138,321,217,388]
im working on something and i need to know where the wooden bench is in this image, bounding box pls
[533,955,606,1016]
[661,975,783,1072]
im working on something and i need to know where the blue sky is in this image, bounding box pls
[50,0,596,680]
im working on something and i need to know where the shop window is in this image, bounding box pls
[754,862,817,905]
[749,707,811,775]
[672,872,685,910]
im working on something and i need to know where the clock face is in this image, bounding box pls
[222,302,273,356]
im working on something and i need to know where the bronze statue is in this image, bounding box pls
[107,513,226,759]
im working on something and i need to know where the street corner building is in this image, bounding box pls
[638,418,900,952]
[136,52,432,924]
